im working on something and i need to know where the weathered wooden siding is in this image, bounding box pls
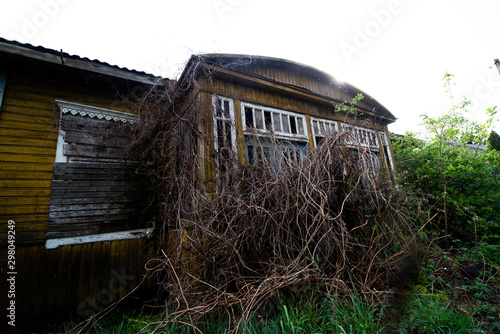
[48,162,152,238]
[238,63,356,105]
[0,71,138,245]
[0,237,154,331]
[0,67,158,331]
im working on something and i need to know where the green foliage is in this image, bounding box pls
[421,72,498,146]
[392,133,500,239]
[334,93,365,115]
[392,72,500,240]
[327,293,386,334]
[403,295,479,334]
[488,130,500,151]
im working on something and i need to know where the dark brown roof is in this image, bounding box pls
[0,37,167,85]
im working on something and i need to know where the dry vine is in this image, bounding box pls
[124,57,418,332]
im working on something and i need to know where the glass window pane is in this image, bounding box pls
[255,109,264,129]
[264,111,272,130]
[290,116,297,134]
[273,113,281,132]
[297,118,304,135]
[320,122,325,135]
[282,114,289,133]
[313,120,319,134]
[245,107,254,128]
[216,99,222,118]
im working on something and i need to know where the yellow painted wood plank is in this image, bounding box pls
[0,145,56,155]
[0,204,50,215]
[0,135,57,148]
[0,110,56,126]
[0,153,56,164]
[0,212,47,222]
[5,74,118,100]
[0,162,54,172]
[0,179,52,188]
[0,188,52,197]
[0,170,54,180]
[0,127,59,141]
[0,196,51,206]
[0,119,56,133]
[1,102,58,117]
[0,220,47,233]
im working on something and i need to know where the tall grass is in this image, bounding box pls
[86,288,483,334]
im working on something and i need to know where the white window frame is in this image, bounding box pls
[212,95,237,154]
[46,226,155,249]
[241,102,309,141]
[311,118,340,147]
[340,122,380,150]
[378,131,395,170]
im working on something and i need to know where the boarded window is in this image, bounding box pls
[47,100,154,244]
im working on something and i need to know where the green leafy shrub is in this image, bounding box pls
[392,133,500,240]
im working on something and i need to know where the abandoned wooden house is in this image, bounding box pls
[176,54,397,181]
[0,39,397,330]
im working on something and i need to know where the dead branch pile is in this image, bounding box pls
[126,60,417,331]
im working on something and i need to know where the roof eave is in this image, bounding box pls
[0,39,163,86]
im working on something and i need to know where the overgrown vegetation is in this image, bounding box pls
[63,65,499,333]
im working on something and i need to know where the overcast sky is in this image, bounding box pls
[1,0,499,135]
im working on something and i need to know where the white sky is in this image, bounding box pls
[1,0,500,135]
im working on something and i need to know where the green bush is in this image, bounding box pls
[392,133,500,240]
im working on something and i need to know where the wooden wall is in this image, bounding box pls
[0,70,139,244]
[205,77,388,131]
[0,237,154,331]
[0,66,158,331]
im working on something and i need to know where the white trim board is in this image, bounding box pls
[45,227,154,249]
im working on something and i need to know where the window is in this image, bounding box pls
[212,96,237,185]
[340,122,379,149]
[46,100,154,249]
[339,122,384,178]
[378,131,395,170]
[311,118,339,147]
[242,103,307,139]
[241,102,308,168]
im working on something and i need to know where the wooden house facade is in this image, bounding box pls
[0,41,397,331]
[176,54,397,185]
[0,38,162,331]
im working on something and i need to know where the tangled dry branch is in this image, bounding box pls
[125,59,419,332]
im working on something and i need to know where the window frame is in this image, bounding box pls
[212,95,238,155]
[340,122,380,150]
[241,102,309,142]
[47,100,153,249]
[311,117,340,147]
